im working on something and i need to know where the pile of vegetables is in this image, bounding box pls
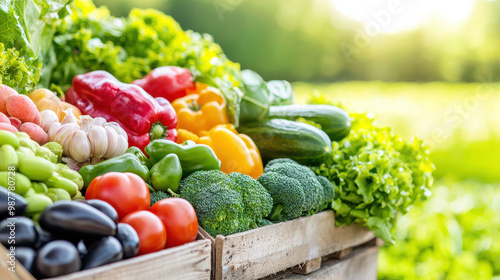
[0,0,434,278]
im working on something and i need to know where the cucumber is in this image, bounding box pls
[268,105,351,141]
[238,119,332,165]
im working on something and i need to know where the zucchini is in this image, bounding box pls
[268,105,351,141]
[238,119,332,165]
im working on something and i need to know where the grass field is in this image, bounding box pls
[292,82,500,279]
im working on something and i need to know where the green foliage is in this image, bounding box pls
[149,190,170,207]
[312,113,434,243]
[179,170,272,236]
[0,44,38,93]
[47,0,243,123]
[379,180,500,279]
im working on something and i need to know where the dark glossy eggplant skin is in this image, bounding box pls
[0,217,36,247]
[15,247,36,273]
[33,226,53,250]
[35,240,81,278]
[0,186,27,220]
[82,236,123,270]
[39,201,116,238]
[115,223,140,259]
[79,199,118,224]
[77,240,88,259]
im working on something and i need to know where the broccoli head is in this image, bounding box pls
[179,170,273,237]
[316,175,335,211]
[258,172,306,221]
[150,191,170,207]
[263,160,324,214]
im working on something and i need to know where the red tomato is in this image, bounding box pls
[149,198,198,248]
[85,172,150,220]
[121,210,167,255]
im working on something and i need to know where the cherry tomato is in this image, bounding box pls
[149,198,198,248]
[85,172,150,220]
[121,211,166,255]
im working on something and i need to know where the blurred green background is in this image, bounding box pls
[96,0,500,278]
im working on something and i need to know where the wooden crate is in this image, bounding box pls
[0,232,211,280]
[202,210,376,280]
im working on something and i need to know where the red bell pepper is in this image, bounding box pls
[65,71,177,151]
[132,66,196,103]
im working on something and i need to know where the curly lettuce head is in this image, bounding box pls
[312,113,434,243]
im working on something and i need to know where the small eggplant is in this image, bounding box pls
[15,247,36,273]
[33,226,53,250]
[35,240,81,278]
[82,236,123,270]
[0,186,27,220]
[39,201,116,238]
[0,217,36,247]
[79,199,118,224]
[115,223,140,259]
[77,240,88,259]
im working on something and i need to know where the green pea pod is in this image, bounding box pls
[35,146,53,161]
[0,171,31,195]
[0,145,18,171]
[145,140,221,177]
[16,146,35,159]
[126,147,152,169]
[19,137,38,153]
[44,175,78,197]
[42,142,63,163]
[47,188,72,202]
[79,153,150,187]
[32,182,49,194]
[150,154,182,192]
[23,188,36,198]
[18,157,55,181]
[54,164,84,191]
[25,194,53,215]
[0,130,20,148]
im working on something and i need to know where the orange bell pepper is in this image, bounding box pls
[198,124,263,179]
[172,83,229,135]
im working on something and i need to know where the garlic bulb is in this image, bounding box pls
[40,109,129,163]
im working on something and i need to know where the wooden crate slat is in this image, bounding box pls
[281,246,379,280]
[214,210,375,280]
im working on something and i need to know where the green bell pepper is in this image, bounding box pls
[150,154,182,192]
[126,147,152,169]
[145,140,221,177]
[79,153,150,188]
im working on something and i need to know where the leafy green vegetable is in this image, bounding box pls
[379,181,500,279]
[46,0,242,123]
[311,113,434,243]
[0,0,71,93]
[0,43,38,92]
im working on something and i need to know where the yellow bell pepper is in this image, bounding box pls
[176,129,200,144]
[172,83,229,135]
[198,124,263,179]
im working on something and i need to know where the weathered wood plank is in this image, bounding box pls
[49,239,211,280]
[213,210,375,280]
[292,257,322,275]
[0,244,36,280]
[330,247,353,259]
[282,246,379,280]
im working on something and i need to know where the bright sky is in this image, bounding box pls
[330,0,477,33]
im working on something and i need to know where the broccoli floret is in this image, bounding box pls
[316,175,335,211]
[264,161,324,214]
[150,191,170,207]
[264,158,301,171]
[258,172,306,221]
[228,172,273,224]
[179,170,273,237]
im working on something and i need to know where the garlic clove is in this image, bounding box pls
[61,108,79,125]
[103,126,119,158]
[70,130,91,162]
[52,123,80,148]
[40,110,59,132]
[114,135,129,157]
[105,122,128,140]
[48,122,62,140]
[79,115,94,134]
[88,125,108,159]
[93,117,107,127]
